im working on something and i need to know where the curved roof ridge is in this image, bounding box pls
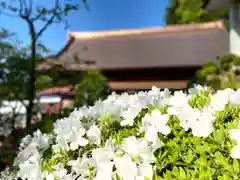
[69,20,225,39]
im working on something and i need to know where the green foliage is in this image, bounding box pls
[75,70,111,107]
[99,109,147,145]
[165,0,228,25]
[97,98,240,179]
[188,90,211,109]
[190,54,240,90]
[0,51,53,101]
[151,104,240,179]
[0,28,14,60]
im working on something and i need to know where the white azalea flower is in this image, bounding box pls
[19,134,32,150]
[136,163,153,180]
[121,106,141,126]
[229,90,240,105]
[53,116,88,151]
[121,137,155,163]
[210,90,231,111]
[188,85,207,95]
[167,106,181,116]
[229,126,240,159]
[45,173,55,180]
[169,91,189,109]
[17,153,41,180]
[141,113,152,132]
[95,162,114,180]
[114,154,138,180]
[191,117,214,137]
[145,125,158,144]
[32,130,52,151]
[46,164,70,180]
[68,128,88,151]
[122,136,144,157]
[231,144,240,159]
[68,156,94,178]
[87,124,101,145]
[15,142,39,165]
[191,107,215,137]
[92,147,115,164]
[142,110,170,142]
[178,105,200,131]
[149,110,170,135]
[229,127,240,143]
[52,136,69,152]
[151,138,163,152]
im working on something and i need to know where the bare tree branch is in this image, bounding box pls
[31,10,42,21]
[36,0,59,40]
[28,0,33,16]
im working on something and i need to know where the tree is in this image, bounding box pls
[0,0,88,127]
[0,43,55,168]
[75,70,111,107]
[189,54,240,90]
[0,50,53,134]
[0,28,16,135]
[0,28,14,57]
[165,0,228,25]
[165,0,181,25]
[0,29,54,138]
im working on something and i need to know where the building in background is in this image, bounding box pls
[39,86,75,115]
[37,20,229,91]
[206,0,239,55]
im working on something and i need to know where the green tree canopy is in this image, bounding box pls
[75,70,111,107]
[189,54,240,90]
[165,0,228,25]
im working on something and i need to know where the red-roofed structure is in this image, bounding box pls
[39,85,75,96]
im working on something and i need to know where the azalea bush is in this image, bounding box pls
[3,85,240,179]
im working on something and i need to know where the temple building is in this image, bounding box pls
[37,20,229,92]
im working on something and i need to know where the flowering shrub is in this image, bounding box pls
[2,85,240,179]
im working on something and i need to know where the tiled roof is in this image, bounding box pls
[206,0,230,11]
[37,20,229,71]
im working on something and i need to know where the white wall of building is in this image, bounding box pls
[230,3,240,55]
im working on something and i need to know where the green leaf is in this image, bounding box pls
[233,159,240,174]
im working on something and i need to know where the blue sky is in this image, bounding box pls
[0,0,168,52]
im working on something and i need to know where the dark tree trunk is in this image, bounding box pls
[26,23,37,128]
